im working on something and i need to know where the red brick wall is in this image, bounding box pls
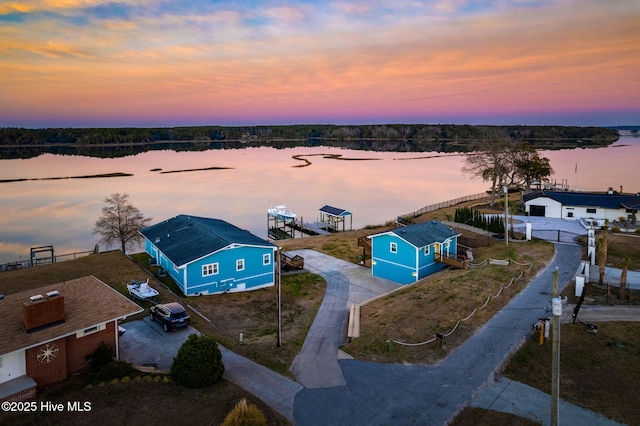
[25,338,67,386]
[65,321,117,373]
[23,296,65,332]
[0,387,37,403]
[24,321,117,388]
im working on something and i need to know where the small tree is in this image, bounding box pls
[597,237,606,286]
[619,257,630,301]
[171,334,224,388]
[93,193,151,254]
[221,398,267,426]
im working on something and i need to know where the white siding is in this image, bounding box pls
[0,350,26,384]
[525,197,562,218]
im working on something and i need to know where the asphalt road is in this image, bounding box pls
[292,243,582,425]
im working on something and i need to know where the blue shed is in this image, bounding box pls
[368,220,461,285]
[139,215,277,296]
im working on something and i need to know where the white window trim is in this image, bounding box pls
[76,323,106,338]
[263,253,271,265]
[236,258,245,271]
[424,245,430,255]
[202,262,219,277]
[390,242,398,254]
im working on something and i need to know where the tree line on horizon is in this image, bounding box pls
[0,124,619,159]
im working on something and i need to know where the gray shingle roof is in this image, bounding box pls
[140,215,275,266]
[523,191,640,210]
[389,220,460,248]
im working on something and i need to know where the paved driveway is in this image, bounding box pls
[119,316,199,371]
[288,249,400,388]
[293,244,584,425]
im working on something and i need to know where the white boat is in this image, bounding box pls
[268,204,296,222]
[127,278,159,301]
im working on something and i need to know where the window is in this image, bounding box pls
[236,258,245,271]
[567,212,574,218]
[424,245,430,255]
[390,242,397,254]
[263,253,271,265]
[586,208,597,214]
[76,323,106,338]
[202,263,219,276]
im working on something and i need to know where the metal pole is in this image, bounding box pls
[504,186,509,246]
[551,268,561,426]
[276,247,282,347]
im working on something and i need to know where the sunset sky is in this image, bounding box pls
[1,0,639,128]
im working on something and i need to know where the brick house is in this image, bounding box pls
[0,276,143,402]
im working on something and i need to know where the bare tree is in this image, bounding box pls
[93,193,152,254]
[462,135,512,206]
[463,137,555,205]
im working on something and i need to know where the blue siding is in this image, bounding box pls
[416,243,442,280]
[371,234,417,285]
[144,237,275,296]
[371,234,459,284]
[184,246,275,296]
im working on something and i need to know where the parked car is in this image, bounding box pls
[149,302,191,332]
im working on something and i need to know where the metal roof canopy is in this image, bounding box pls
[318,205,353,232]
[319,205,352,217]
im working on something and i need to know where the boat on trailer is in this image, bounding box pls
[127,278,159,301]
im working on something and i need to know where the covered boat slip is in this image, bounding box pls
[318,205,353,232]
[267,204,353,240]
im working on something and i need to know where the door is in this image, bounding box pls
[530,205,546,217]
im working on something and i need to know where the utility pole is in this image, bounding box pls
[551,268,561,426]
[276,247,282,347]
[503,186,509,246]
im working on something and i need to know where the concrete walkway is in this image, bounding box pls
[219,347,302,421]
[589,266,640,291]
[470,378,625,426]
[289,250,400,388]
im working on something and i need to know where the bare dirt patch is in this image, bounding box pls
[187,272,326,376]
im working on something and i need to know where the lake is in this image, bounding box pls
[0,136,638,264]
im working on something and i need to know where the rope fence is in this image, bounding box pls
[388,259,534,347]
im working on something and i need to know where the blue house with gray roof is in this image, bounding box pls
[139,215,277,296]
[368,220,461,285]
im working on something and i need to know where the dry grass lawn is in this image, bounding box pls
[343,239,554,364]
[3,192,638,424]
[501,321,640,426]
[0,375,289,426]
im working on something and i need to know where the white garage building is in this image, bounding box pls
[523,190,640,224]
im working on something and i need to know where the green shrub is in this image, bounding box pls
[90,342,114,372]
[96,360,138,382]
[170,334,224,388]
[221,398,267,426]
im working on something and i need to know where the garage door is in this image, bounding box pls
[530,205,546,217]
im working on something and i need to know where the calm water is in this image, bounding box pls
[0,137,638,263]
